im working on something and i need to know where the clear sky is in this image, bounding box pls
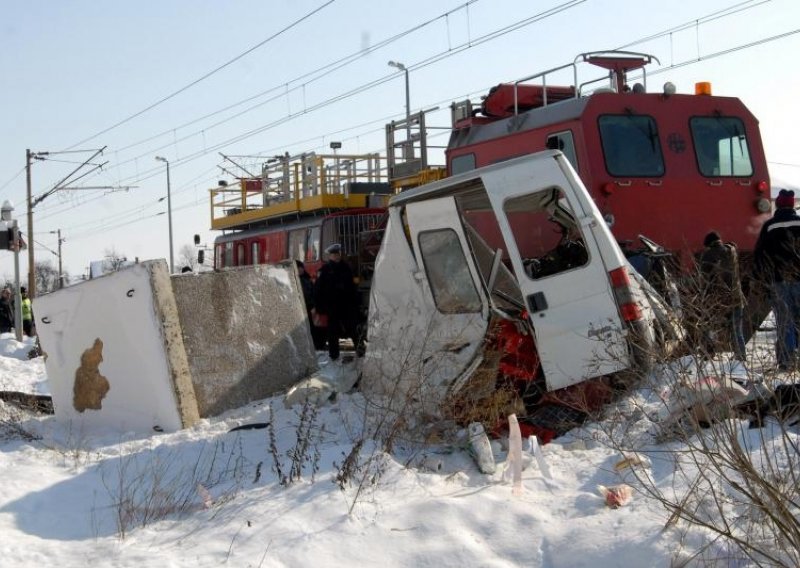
[1,0,799,284]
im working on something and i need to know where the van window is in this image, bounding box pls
[598,115,664,177]
[546,131,578,170]
[690,116,753,176]
[418,229,481,314]
[451,153,476,175]
[503,187,589,280]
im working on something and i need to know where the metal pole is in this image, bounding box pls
[57,229,64,289]
[25,149,35,298]
[166,161,174,273]
[404,66,411,151]
[13,222,22,341]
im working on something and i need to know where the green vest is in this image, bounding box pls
[21,298,32,321]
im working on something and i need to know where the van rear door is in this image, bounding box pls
[482,153,630,390]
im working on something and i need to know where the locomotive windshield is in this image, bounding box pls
[598,115,665,177]
[690,116,753,177]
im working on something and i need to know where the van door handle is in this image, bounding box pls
[527,292,548,313]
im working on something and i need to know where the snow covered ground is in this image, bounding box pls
[0,331,797,567]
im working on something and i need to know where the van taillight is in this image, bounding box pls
[609,267,642,322]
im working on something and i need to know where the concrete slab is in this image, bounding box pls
[170,263,317,417]
[33,260,197,433]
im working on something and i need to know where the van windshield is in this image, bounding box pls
[598,115,664,177]
[690,116,753,177]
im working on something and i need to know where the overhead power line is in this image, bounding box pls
[64,0,338,151]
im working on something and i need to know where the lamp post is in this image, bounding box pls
[2,201,22,341]
[387,60,412,159]
[155,156,174,273]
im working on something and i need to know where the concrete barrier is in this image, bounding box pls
[33,260,316,433]
[172,263,317,417]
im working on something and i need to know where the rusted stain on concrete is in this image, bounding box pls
[73,338,109,412]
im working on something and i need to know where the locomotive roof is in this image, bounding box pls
[449,96,589,149]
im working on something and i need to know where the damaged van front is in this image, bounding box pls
[362,150,672,438]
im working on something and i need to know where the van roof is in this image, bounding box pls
[389,150,564,207]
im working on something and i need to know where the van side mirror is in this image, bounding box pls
[198,250,205,264]
[193,234,200,246]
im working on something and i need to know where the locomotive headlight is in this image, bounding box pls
[756,197,772,213]
[663,82,677,96]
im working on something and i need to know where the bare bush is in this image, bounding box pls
[267,398,322,486]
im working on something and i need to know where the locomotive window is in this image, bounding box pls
[237,243,246,265]
[251,242,261,265]
[224,242,233,268]
[546,131,578,170]
[288,229,306,261]
[690,117,753,177]
[418,229,481,314]
[598,115,664,177]
[308,227,321,261]
[451,153,476,175]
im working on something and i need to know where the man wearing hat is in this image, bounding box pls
[313,243,362,361]
[699,231,746,361]
[754,189,800,369]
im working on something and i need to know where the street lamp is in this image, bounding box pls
[2,201,22,341]
[388,60,412,159]
[155,156,174,273]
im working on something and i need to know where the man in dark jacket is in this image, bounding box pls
[699,231,746,361]
[296,260,325,350]
[754,189,800,370]
[313,243,361,361]
[0,288,13,333]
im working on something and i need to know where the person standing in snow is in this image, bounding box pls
[313,243,362,361]
[698,231,746,361]
[296,260,325,350]
[0,288,13,333]
[754,189,800,370]
[20,287,33,337]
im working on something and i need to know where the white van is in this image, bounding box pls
[362,150,669,421]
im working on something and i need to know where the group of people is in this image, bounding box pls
[0,286,34,337]
[296,243,364,362]
[699,188,800,370]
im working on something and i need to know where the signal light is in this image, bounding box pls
[756,198,771,213]
[609,266,630,288]
[602,182,615,195]
[757,180,768,193]
[695,82,712,95]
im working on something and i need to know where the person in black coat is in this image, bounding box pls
[313,243,362,361]
[754,189,800,369]
[0,288,13,333]
[296,260,325,350]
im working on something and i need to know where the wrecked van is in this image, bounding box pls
[362,150,671,439]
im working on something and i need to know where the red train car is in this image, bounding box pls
[446,52,771,268]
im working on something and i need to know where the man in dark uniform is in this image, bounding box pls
[0,288,13,333]
[754,189,800,370]
[699,231,746,361]
[313,243,361,361]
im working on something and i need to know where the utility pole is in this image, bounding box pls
[25,149,34,298]
[25,146,107,298]
[50,229,64,289]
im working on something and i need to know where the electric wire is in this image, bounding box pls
[17,1,791,250]
[64,0,338,151]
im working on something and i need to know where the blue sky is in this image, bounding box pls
[1,0,799,281]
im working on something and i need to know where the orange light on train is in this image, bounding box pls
[695,82,712,95]
[757,180,768,193]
